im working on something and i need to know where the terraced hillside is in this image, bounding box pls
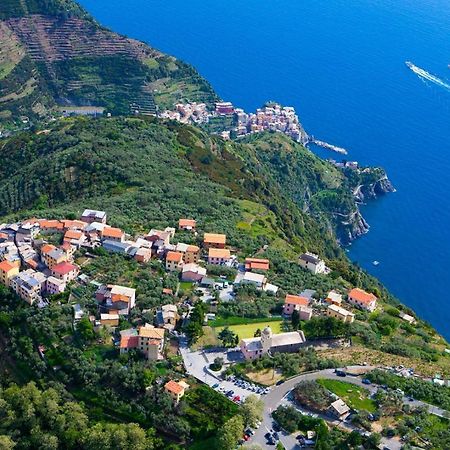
[0,0,218,126]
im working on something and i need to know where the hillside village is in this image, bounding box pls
[0,208,384,364]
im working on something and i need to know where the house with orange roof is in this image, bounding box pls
[119,335,139,354]
[63,229,86,248]
[164,379,189,403]
[62,220,86,231]
[138,324,165,360]
[283,294,310,316]
[96,284,136,315]
[203,233,226,249]
[208,248,231,265]
[184,245,200,264]
[41,245,67,269]
[60,242,75,260]
[348,288,377,312]
[51,262,79,283]
[101,226,124,242]
[178,218,196,231]
[0,260,20,287]
[135,247,152,263]
[38,220,64,232]
[245,257,270,272]
[166,251,184,272]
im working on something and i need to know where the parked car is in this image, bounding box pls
[212,383,219,389]
[276,379,285,386]
[335,370,347,377]
[361,378,371,385]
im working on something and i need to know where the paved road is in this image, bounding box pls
[247,367,447,450]
[179,339,260,401]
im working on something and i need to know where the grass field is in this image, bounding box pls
[317,379,377,413]
[214,320,283,340]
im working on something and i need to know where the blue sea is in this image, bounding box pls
[79,0,450,341]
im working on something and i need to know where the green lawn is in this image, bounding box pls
[179,281,194,292]
[214,320,283,340]
[317,379,377,413]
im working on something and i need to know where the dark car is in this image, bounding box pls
[265,432,272,440]
[272,422,281,432]
[267,438,276,446]
[335,370,347,377]
[272,432,280,441]
[275,379,285,386]
[361,378,371,385]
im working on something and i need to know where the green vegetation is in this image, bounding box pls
[215,320,283,339]
[367,369,450,410]
[317,379,377,412]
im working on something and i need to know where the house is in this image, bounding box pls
[73,304,84,320]
[328,399,350,420]
[299,252,326,274]
[81,209,107,224]
[38,220,64,233]
[0,260,19,287]
[156,304,179,330]
[240,326,306,360]
[61,242,75,260]
[146,229,172,248]
[166,251,184,271]
[51,262,79,283]
[164,380,189,403]
[10,270,45,305]
[326,291,343,306]
[283,294,310,316]
[348,288,377,312]
[240,272,266,289]
[399,311,416,325]
[102,227,124,242]
[135,247,152,263]
[138,324,165,360]
[203,233,226,249]
[326,304,355,323]
[62,220,86,231]
[18,222,40,238]
[297,306,313,321]
[63,229,85,248]
[96,284,136,315]
[41,245,67,269]
[46,276,67,295]
[178,219,196,231]
[100,313,120,327]
[119,335,139,354]
[245,258,270,272]
[208,248,231,265]
[181,263,207,282]
[102,240,132,254]
[184,245,200,264]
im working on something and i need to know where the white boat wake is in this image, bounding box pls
[405,61,450,91]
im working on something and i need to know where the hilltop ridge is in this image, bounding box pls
[0,0,217,128]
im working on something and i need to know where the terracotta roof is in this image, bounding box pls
[120,335,139,349]
[62,220,86,230]
[166,251,183,262]
[41,244,56,254]
[186,245,200,252]
[348,288,377,304]
[64,230,83,240]
[139,326,165,339]
[164,380,184,395]
[26,259,38,269]
[52,262,78,275]
[39,220,64,230]
[203,233,226,245]
[208,248,231,259]
[102,227,124,239]
[245,258,270,271]
[285,294,309,306]
[0,260,16,272]
[179,218,196,228]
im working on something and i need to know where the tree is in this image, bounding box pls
[291,310,300,330]
[217,415,244,450]
[363,432,381,449]
[218,327,239,347]
[240,395,264,427]
[0,436,16,450]
[77,317,95,342]
[211,357,224,371]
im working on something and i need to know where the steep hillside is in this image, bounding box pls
[0,0,217,127]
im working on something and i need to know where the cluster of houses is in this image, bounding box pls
[160,101,309,143]
[239,287,378,361]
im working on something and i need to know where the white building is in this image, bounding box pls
[298,252,327,274]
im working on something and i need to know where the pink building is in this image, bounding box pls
[283,294,309,316]
[51,262,79,283]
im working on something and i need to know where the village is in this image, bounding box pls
[160,101,309,143]
[0,209,446,450]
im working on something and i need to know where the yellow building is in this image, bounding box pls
[326,304,355,323]
[0,260,20,287]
